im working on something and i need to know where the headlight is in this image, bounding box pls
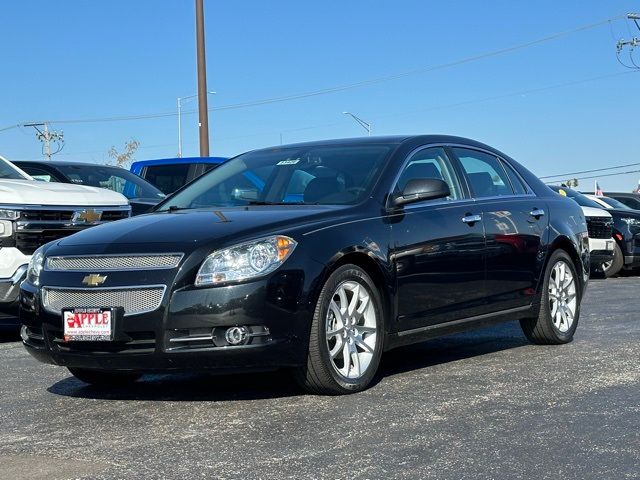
[621,217,640,226]
[195,235,297,286]
[0,209,19,220]
[26,246,45,286]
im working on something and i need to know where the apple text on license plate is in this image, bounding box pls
[63,308,113,341]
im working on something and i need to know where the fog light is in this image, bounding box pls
[225,326,248,345]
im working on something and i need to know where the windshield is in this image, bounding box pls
[57,164,166,200]
[157,145,392,210]
[0,157,29,180]
[549,185,604,209]
[598,196,632,210]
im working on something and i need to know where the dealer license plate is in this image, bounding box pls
[606,240,614,251]
[63,308,113,342]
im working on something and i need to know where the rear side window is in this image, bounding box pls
[395,147,462,201]
[500,160,529,195]
[144,164,190,194]
[453,148,513,198]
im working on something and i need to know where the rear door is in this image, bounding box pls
[390,146,487,332]
[451,147,547,311]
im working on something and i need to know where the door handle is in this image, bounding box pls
[462,214,482,225]
[529,208,545,219]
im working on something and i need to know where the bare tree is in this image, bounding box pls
[107,139,140,168]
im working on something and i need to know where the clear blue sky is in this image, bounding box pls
[1,0,639,190]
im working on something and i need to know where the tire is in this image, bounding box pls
[603,243,623,278]
[520,249,581,345]
[68,367,141,387]
[294,264,385,395]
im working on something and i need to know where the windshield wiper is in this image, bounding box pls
[247,201,307,206]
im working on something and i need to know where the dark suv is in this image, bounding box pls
[20,135,589,394]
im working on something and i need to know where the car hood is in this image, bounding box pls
[580,206,612,218]
[56,206,350,250]
[0,179,128,206]
[607,208,640,219]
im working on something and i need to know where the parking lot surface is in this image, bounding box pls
[0,277,638,480]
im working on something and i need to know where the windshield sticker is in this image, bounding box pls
[276,159,300,166]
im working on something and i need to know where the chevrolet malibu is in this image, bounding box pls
[20,136,589,394]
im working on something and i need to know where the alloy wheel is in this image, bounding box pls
[325,280,377,380]
[548,260,577,333]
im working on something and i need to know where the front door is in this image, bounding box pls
[390,146,487,332]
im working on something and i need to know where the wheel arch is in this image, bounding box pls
[312,249,394,337]
[546,235,585,293]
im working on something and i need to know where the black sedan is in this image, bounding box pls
[20,136,589,394]
[14,160,166,216]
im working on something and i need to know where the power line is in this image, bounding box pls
[540,159,640,179]
[2,13,625,130]
[544,169,640,183]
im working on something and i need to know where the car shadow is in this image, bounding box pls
[47,321,530,401]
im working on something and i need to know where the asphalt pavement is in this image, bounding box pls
[0,277,638,480]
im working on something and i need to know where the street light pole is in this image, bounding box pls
[177,92,216,158]
[195,0,210,156]
[343,111,371,136]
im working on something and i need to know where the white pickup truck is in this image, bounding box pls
[0,156,130,316]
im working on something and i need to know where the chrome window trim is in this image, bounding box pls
[447,144,537,199]
[44,253,185,272]
[41,284,167,317]
[387,142,536,211]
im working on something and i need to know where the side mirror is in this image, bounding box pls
[394,178,450,207]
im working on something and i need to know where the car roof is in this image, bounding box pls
[250,135,498,151]
[130,156,227,168]
[14,160,125,168]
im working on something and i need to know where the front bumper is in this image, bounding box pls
[0,264,28,308]
[588,237,614,267]
[19,271,313,373]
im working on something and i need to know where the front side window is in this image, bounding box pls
[453,148,513,198]
[157,145,392,210]
[395,147,462,201]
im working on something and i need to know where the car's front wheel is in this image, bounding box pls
[295,264,384,395]
[68,368,141,387]
[520,249,581,344]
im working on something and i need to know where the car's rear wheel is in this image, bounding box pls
[520,249,581,344]
[68,368,141,387]
[603,243,623,278]
[295,264,384,395]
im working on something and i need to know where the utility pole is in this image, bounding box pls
[195,0,210,156]
[23,122,64,159]
[615,13,640,69]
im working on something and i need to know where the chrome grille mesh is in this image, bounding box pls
[46,254,183,271]
[42,286,165,316]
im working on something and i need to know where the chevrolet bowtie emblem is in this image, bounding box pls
[72,209,103,224]
[82,274,107,287]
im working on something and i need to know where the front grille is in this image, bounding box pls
[53,331,156,354]
[101,210,131,221]
[16,229,84,255]
[42,285,165,316]
[19,210,74,222]
[587,217,613,239]
[46,254,183,271]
